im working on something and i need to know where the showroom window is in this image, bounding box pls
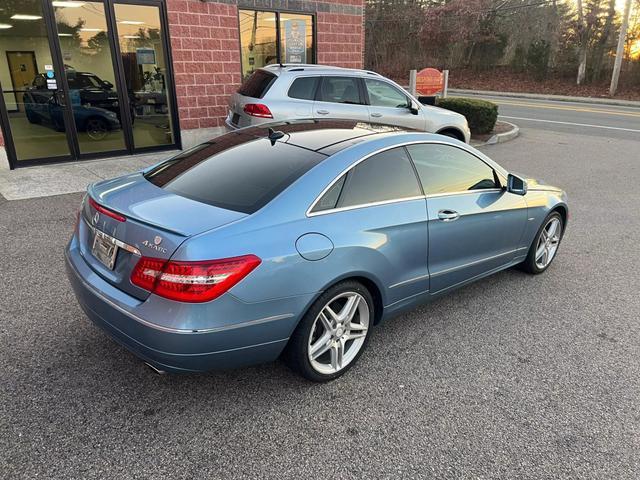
[239,10,315,79]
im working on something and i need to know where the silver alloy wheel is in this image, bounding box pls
[307,292,370,375]
[86,119,108,140]
[535,216,562,269]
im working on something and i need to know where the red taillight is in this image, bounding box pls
[130,257,166,292]
[131,255,261,303]
[89,197,126,222]
[243,103,273,118]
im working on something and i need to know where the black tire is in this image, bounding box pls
[437,129,464,141]
[85,117,109,141]
[283,280,374,382]
[520,211,564,274]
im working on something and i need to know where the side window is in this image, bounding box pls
[288,77,319,100]
[337,147,422,208]
[66,76,79,89]
[69,76,90,88]
[318,77,362,105]
[406,144,498,195]
[365,79,409,108]
[311,175,346,213]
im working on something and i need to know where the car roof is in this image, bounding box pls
[231,120,507,178]
[232,119,419,155]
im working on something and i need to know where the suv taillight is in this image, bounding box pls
[131,255,261,303]
[243,103,273,118]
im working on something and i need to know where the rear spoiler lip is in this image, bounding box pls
[86,190,190,237]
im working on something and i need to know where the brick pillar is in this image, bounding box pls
[166,0,242,131]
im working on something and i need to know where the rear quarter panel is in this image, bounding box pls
[171,213,391,307]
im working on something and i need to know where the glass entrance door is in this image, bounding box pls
[0,0,74,162]
[53,0,127,156]
[0,0,179,168]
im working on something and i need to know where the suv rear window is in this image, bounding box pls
[145,134,326,214]
[237,70,276,99]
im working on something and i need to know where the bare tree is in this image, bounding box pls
[576,0,588,84]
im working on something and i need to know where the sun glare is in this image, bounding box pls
[629,39,640,60]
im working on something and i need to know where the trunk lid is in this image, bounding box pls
[80,173,246,300]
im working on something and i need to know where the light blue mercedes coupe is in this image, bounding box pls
[65,120,568,381]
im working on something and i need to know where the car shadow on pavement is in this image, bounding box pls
[58,264,539,405]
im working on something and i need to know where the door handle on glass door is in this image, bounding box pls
[317,110,330,115]
[438,210,460,221]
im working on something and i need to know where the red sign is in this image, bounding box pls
[416,68,443,96]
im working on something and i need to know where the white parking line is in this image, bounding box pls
[499,115,640,133]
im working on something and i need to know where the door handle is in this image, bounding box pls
[370,112,382,118]
[438,209,460,221]
[316,109,330,115]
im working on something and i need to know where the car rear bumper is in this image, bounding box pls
[224,117,238,130]
[65,236,300,373]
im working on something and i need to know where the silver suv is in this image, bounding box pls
[226,64,471,143]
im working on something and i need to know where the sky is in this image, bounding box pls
[614,0,636,14]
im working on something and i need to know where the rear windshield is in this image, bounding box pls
[237,70,276,99]
[145,133,326,214]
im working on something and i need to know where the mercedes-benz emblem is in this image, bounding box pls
[93,212,99,225]
[153,236,162,245]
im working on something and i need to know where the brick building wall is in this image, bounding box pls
[166,0,365,138]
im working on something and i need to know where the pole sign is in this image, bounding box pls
[415,68,443,96]
[283,19,307,63]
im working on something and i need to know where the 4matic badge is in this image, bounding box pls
[142,235,167,254]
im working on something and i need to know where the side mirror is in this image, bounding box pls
[102,81,114,90]
[507,173,527,196]
[408,101,419,115]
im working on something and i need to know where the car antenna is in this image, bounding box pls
[267,127,285,146]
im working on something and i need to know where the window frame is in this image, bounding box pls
[237,8,317,78]
[306,141,506,217]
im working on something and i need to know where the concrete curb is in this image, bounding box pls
[471,121,519,147]
[450,88,640,108]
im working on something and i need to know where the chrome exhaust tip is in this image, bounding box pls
[145,362,166,375]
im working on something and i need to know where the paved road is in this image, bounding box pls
[1,120,640,478]
[464,92,640,141]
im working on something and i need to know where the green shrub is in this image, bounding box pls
[436,97,498,135]
[526,39,551,81]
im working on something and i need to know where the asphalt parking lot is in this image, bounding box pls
[1,126,640,479]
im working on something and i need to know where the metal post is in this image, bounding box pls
[409,70,417,96]
[610,0,632,96]
[442,70,449,98]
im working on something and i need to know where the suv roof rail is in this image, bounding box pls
[263,63,347,70]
